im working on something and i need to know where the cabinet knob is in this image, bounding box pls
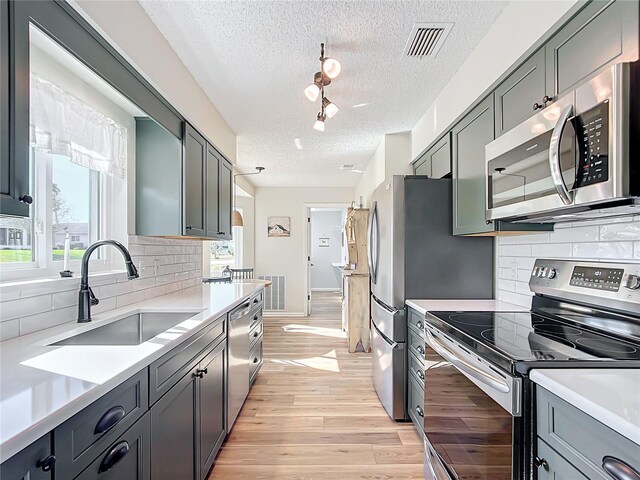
[218,231,226,235]
[36,455,56,472]
[535,457,549,471]
[253,357,259,363]
[19,194,33,205]
[532,102,543,111]
[185,226,193,230]
[417,369,425,380]
[542,95,554,104]
[194,368,208,378]
[416,321,424,330]
[416,345,425,356]
[415,405,424,417]
[253,331,259,338]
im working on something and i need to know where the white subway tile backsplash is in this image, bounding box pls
[1,295,52,322]
[572,242,634,260]
[599,222,640,241]
[500,244,532,257]
[530,243,572,258]
[497,218,640,305]
[1,235,204,339]
[551,225,599,243]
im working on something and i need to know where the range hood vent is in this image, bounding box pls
[340,163,357,170]
[403,22,454,58]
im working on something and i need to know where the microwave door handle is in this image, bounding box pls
[425,330,510,394]
[548,104,575,206]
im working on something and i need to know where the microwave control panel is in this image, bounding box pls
[573,101,609,188]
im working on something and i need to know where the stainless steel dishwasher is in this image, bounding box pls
[227,300,252,430]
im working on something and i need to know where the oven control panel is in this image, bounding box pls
[573,101,609,188]
[569,266,623,291]
[529,259,640,314]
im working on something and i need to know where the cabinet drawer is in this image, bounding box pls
[407,350,425,389]
[407,309,425,337]
[408,326,425,363]
[536,438,588,480]
[249,309,262,330]
[250,291,263,308]
[54,369,148,479]
[149,315,225,405]
[537,387,640,480]
[407,374,425,437]
[250,319,263,348]
[74,412,150,480]
[249,340,263,384]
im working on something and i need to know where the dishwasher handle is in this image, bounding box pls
[230,302,251,321]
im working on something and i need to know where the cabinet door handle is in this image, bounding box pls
[94,405,126,434]
[253,331,259,338]
[185,226,193,230]
[194,368,207,378]
[416,321,424,330]
[416,369,425,380]
[532,102,543,111]
[254,315,259,321]
[98,441,129,473]
[36,455,56,472]
[534,457,549,471]
[542,95,553,104]
[602,456,640,480]
[218,231,226,235]
[19,194,33,205]
[415,405,424,417]
[253,357,259,364]
[253,298,259,304]
[415,345,425,356]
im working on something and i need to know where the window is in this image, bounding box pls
[210,210,243,276]
[0,24,135,280]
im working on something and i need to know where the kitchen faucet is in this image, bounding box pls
[78,240,139,322]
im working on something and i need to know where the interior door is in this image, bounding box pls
[306,209,312,315]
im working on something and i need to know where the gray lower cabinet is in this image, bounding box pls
[536,439,588,480]
[74,413,150,480]
[0,434,53,480]
[198,340,226,480]
[150,365,198,480]
[150,337,227,480]
[494,48,547,137]
[536,386,640,480]
[184,123,207,237]
[413,134,451,178]
[452,95,495,235]
[545,0,639,98]
[406,309,425,438]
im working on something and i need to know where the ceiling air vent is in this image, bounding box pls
[340,163,357,171]
[403,22,454,58]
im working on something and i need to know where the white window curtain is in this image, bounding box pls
[29,74,127,178]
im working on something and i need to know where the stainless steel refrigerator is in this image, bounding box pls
[368,176,494,420]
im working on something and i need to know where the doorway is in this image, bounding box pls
[304,205,349,315]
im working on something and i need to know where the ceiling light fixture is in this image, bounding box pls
[305,43,341,130]
[232,166,265,227]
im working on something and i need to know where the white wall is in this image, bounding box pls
[411,0,580,160]
[310,210,344,291]
[254,187,354,314]
[497,218,640,308]
[354,132,412,208]
[236,195,255,269]
[72,0,237,163]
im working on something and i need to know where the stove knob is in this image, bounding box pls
[625,274,640,290]
[546,267,557,279]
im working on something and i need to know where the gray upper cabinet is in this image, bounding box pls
[217,159,233,240]
[495,48,547,137]
[545,0,639,97]
[452,95,495,236]
[413,134,451,178]
[184,123,207,238]
[0,434,53,480]
[205,144,220,239]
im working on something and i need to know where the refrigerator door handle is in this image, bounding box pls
[371,314,399,349]
[367,201,379,283]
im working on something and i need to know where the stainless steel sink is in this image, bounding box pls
[50,311,199,346]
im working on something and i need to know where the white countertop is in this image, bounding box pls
[531,369,640,445]
[0,282,264,463]
[406,299,529,316]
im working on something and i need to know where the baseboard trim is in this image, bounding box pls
[263,311,307,317]
[311,288,342,292]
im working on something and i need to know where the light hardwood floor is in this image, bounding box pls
[209,291,424,480]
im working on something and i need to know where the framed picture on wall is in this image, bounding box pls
[318,237,329,247]
[268,216,291,237]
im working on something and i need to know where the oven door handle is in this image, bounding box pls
[425,330,510,394]
[548,104,575,206]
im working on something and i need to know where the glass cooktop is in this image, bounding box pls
[427,310,640,368]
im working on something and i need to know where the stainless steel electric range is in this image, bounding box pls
[422,259,640,480]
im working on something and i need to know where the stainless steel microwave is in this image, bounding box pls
[485,62,640,224]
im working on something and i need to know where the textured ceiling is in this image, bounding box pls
[139,0,508,187]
